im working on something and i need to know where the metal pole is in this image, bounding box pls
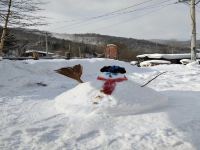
[191,0,197,60]
[69,43,71,59]
[45,32,48,56]
[79,47,81,58]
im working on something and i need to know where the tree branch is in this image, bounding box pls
[141,71,167,87]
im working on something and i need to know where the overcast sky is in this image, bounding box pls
[38,0,200,40]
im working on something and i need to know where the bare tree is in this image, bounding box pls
[0,0,46,56]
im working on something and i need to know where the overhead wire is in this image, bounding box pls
[52,0,176,32]
[51,0,157,25]
[51,0,167,30]
[196,0,200,5]
[68,0,173,29]
[89,2,177,33]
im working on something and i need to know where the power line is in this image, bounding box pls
[196,0,200,5]
[52,0,157,25]
[51,0,165,30]
[114,0,174,15]
[81,2,176,33]
[89,2,176,33]
[52,0,175,31]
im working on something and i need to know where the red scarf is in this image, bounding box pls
[97,76,127,95]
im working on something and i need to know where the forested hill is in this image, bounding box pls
[150,39,200,49]
[53,33,190,54]
[0,27,103,58]
[1,27,190,60]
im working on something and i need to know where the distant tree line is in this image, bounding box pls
[0,27,191,61]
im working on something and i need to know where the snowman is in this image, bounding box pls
[93,66,127,104]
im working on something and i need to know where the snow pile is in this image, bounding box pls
[3,58,200,149]
[140,60,171,67]
[130,61,138,66]
[137,53,200,60]
[186,61,200,68]
[55,79,167,116]
[180,59,194,65]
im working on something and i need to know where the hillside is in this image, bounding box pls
[150,39,200,49]
[0,27,103,58]
[53,33,190,54]
[1,27,190,60]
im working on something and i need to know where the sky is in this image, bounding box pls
[38,0,200,40]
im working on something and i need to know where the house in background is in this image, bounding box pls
[23,50,54,59]
[136,53,200,66]
[105,44,118,59]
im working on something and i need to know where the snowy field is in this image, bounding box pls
[0,58,200,150]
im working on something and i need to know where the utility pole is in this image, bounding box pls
[179,0,198,60]
[69,43,71,59]
[45,32,48,57]
[190,0,197,60]
[79,47,81,58]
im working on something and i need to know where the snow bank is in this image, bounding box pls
[140,60,171,67]
[2,58,200,149]
[186,61,200,68]
[130,61,138,66]
[180,59,194,65]
[137,53,200,60]
[0,58,152,98]
[55,79,167,116]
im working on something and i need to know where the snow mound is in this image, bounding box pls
[130,61,138,66]
[55,80,168,116]
[137,53,200,59]
[180,59,194,65]
[140,60,171,67]
[186,61,200,68]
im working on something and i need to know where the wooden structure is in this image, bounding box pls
[137,53,200,64]
[140,60,171,67]
[105,44,118,59]
[23,50,54,59]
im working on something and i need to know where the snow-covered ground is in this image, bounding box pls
[0,58,200,150]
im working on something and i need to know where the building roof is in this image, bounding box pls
[137,53,200,60]
[25,50,54,55]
